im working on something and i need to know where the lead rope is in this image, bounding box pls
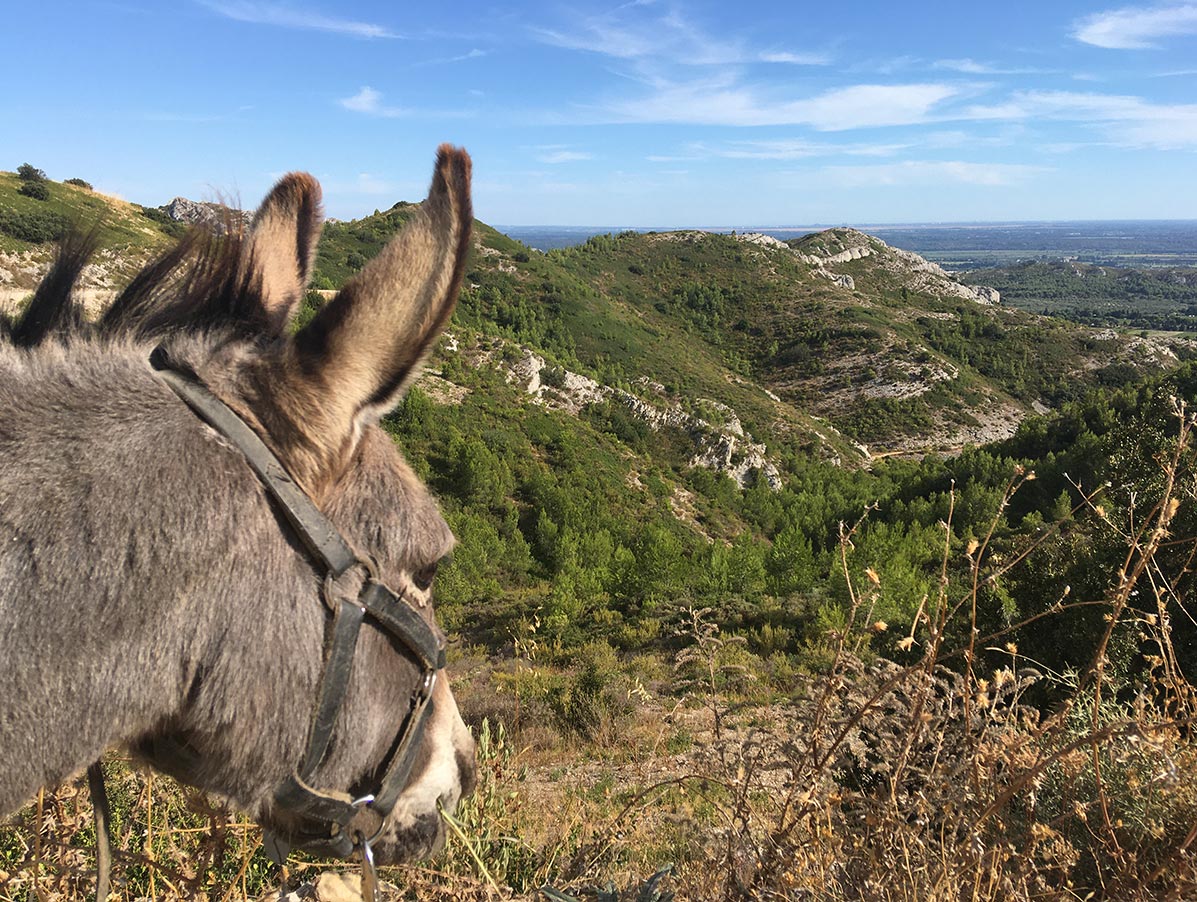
[87,760,113,902]
[360,835,378,902]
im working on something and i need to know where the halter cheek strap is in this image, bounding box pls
[133,350,445,876]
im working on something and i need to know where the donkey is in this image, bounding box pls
[0,146,477,871]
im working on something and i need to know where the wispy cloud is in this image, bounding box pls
[963,89,1197,148]
[337,86,476,120]
[531,6,828,67]
[808,160,1050,189]
[199,0,399,38]
[339,86,407,117]
[534,145,594,163]
[353,173,401,196]
[604,81,959,130]
[758,50,833,65]
[411,48,488,67]
[532,21,655,59]
[921,128,1020,148]
[934,58,1048,75]
[658,139,909,161]
[1073,3,1197,49]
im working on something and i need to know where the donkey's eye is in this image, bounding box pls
[413,562,439,592]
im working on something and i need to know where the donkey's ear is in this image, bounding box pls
[239,172,323,335]
[286,146,471,432]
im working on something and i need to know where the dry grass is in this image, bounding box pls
[6,412,1197,901]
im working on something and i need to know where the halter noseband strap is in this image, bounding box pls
[147,348,446,860]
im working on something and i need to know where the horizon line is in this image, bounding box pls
[492,218,1197,231]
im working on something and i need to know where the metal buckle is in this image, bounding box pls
[419,668,438,701]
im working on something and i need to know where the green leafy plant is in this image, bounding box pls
[16,163,46,182]
[18,180,49,201]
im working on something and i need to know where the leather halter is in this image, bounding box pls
[146,347,446,861]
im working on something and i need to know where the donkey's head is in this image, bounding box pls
[106,147,478,863]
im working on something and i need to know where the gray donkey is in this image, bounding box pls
[0,146,478,872]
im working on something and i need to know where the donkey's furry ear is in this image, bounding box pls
[239,172,323,336]
[286,145,471,432]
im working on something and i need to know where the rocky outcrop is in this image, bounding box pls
[738,227,1001,306]
[861,359,959,401]
[736,232,790,250]
[504,349,783,489]
[161,197,251,231]
[823,244,873,265]
[691,432,780,490]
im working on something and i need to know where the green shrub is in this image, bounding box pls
[541,364,567,388]
[0,207,68,242]
[64,177,92,189]
[137,205,188,238]
[546,640,631,739]
[18,180,49,201]
[16,163,46,182]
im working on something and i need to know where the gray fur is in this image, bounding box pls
[0,147,476,864]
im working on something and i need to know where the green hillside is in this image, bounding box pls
[0,169,179,263]
[315,212,1191,455]
[301,204,1197,684]
[3,183,1192,673]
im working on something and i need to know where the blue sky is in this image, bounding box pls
[4,1,1197,225]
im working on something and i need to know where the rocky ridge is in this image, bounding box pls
[737,228,1000,304]
[161,197,252,231]
[499,345,784,489]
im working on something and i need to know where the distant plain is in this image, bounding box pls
[501,220,1197,268]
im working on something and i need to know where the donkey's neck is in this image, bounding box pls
[0,342,324,816]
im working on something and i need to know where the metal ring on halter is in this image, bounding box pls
[358,816,388,848]
[349,794,388,847]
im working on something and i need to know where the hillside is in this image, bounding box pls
[445,221,1188,453]
[0,168,181,314]
[4,178,1191,459]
